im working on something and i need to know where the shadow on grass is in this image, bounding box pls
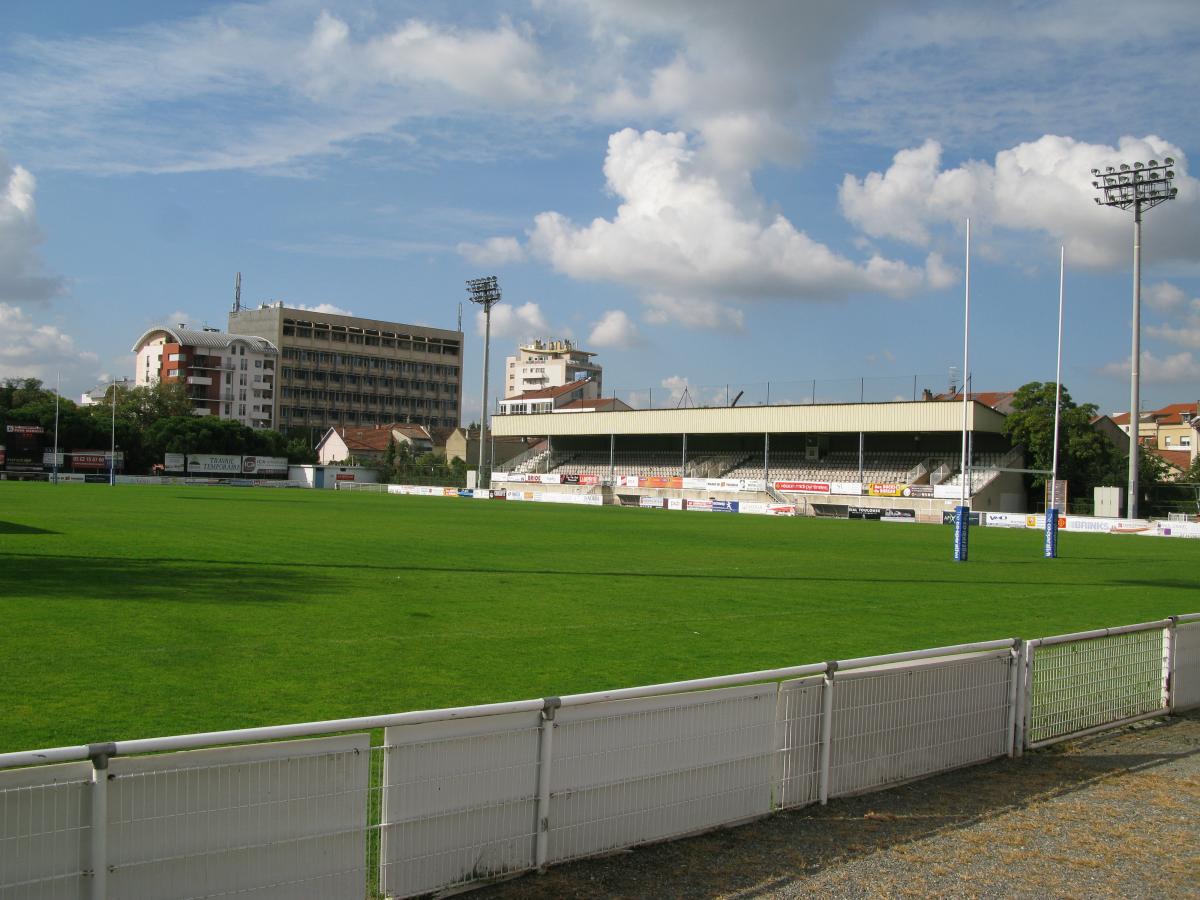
[0,521,60,535]
[478,715,1199,899]
[0,551,1119,590]
[0,555,321,604]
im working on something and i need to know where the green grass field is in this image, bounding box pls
[1,481,1193,753]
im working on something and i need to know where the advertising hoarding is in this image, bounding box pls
[187,454,242,474]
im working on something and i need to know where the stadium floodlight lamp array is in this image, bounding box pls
[466,276,502,488]
[1091,157,1177,210]
[1090,156,1178,519]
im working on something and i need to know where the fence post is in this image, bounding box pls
[1166,616,1178,714]
[817,662,837,805]
[1015,642,1034,756]
[1006,640,1022,757]
[535,697,560,871]
[88,743,115,900]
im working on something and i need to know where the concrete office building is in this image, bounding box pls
[229,302,464,434]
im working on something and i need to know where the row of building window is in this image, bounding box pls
[279,348,458,377]
[277,390,455,411]
[279,408,450,428]
[279,369,456,394]
[281,327,460,355]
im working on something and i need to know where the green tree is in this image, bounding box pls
[1004,382,1127,505]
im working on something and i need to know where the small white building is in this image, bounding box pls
[316,422,434,465]
[497,379,602,416]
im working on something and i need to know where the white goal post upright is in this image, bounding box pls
[1045,246,1066,559]
[954,218,972,562]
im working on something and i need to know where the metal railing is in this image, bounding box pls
[1,615,1195,899]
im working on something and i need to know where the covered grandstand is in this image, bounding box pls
[489,399,1026,520]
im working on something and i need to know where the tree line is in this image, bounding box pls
[1003,381,1198,514]
[1,378,316,474]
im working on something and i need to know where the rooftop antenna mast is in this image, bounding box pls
[233,272,242,312]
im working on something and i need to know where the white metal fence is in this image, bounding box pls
[2,614,1196,900]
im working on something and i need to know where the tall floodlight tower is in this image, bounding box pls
[1091,157,1178,519]
[466,276,502,488]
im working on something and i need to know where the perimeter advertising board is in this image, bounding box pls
[187,454,242,474]
[774,481,830,494]
[164,453,186,472]
[242,456,288,475]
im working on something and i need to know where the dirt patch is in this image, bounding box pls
[479,712,1200,899]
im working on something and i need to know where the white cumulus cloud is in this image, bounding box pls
[0,303,99,383]
[457,236,526,266]
[475,301,549,341]
[1145,281,1187,312]
[0,154,64,304]
[528,128,925,330]
[1101,350,1200,385]
[292,302,355,316]
[839,134,1199,268]
[587,309,641,347]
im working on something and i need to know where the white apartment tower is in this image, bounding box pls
[504,339,602,399]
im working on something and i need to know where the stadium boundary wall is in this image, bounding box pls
[2,613,1197,899]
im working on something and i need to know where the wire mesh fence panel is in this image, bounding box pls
[547,684,777,864]
[105,735,369,900]
[774,676,824,810]
[379,712,541,899]
[0,762,91,900]
[1027,629,1167,746]
[1172,622,1200,712]
[828,652,1013,799]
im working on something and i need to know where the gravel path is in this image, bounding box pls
[478,712,1199,899]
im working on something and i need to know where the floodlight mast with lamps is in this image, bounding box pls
[466,276,502,489]
[1091,157,1178,519]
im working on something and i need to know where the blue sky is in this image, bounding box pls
[2,0,1198,418]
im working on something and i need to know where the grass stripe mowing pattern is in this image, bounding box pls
[0,481,1188,752]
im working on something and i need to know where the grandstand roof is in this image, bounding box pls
[491,400,1007,438]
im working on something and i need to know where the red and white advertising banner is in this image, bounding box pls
[830,481,863,495]
[5,424,44,435]
[640,476,683,489]
[618,475,640,487]
[639,496,665,508]
[579,473,601,485]
[867,483,904,497]
[774,481,830,494]
[686,499,713,511]
[335,473,356,482]
[71,452,120,469]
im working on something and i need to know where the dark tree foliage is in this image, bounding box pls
[1003,382,1179,510]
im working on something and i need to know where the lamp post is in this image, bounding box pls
[1091,157,1178,519]
[466,276,502,489]
[109,377,130,487]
